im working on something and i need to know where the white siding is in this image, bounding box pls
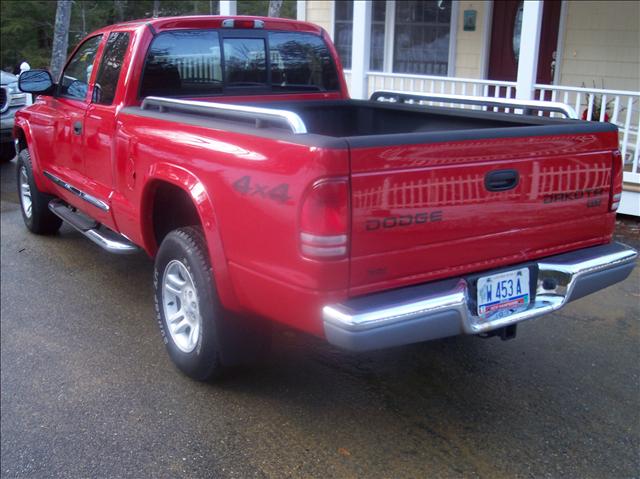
[305,0,333,36]
[559,0,640,91]
[305,0,639,91]
[454,1,490,79]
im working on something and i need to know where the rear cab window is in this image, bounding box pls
[93,31,130,105]
[269,32,339,92]
[223,38,267,86]
[141,30,223,97]
[140,29,339,98]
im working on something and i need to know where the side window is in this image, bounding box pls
[59,35,102,100]
[93,32,130,105]
[141,30,222,97]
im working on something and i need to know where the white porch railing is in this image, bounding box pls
[345,70,640,216]
[532,83,639,184]
[156,54,222,82]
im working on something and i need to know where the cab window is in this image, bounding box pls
[223,38,267,86]
[140,30,222,97]
[139,29,340,97]
[269,32,339,92]
[93,32,130,105]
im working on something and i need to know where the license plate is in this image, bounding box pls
[477,267,530,319]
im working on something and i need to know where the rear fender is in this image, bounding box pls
[142,162,240,311]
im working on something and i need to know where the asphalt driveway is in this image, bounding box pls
[1,158,639,478]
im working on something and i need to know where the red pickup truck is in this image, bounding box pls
[14,16,637,380]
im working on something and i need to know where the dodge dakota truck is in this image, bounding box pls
[14,16,637,380]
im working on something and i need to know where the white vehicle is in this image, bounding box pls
[1,70,30,162]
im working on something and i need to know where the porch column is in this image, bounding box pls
[296,1,306,21]
[350,1,372,99]
[515,0,543,100]
[219,0,237,15]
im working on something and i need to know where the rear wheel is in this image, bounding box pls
[16,148,62,234]
[154,226,270,381]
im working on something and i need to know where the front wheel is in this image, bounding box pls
[153,226,270,381]
[16,148,62,234]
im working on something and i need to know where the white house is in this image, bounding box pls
[220,0,640,216]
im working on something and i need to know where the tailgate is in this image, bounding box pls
[349,132,618,295]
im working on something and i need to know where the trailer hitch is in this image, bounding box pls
[479,324,517,341]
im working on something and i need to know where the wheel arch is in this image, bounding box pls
[13,120,49,192]
[140,163,240,311]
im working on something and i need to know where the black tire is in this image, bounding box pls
[0,143,15,162]
[154,226,270,381]
[16,148,62,235]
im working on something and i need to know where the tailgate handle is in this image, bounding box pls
[485,169,519,192]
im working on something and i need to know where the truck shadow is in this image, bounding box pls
[0,158,19,205]
[208,314,640,476]
[206,323,614,475]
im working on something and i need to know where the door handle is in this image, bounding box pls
[485,169,519,192]
[73,121,82,135]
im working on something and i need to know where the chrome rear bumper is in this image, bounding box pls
[323,242,637,351]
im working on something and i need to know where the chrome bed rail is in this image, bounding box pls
[141,96,308,134]
[371,90,578,119]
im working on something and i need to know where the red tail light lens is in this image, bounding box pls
[610,150,623,211]
[299,179,349,259]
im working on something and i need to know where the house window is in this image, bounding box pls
[393,0,452,75]
[334,0,386,71]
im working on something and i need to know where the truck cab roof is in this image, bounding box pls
[92,15,324,36]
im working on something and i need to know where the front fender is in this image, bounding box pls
[13,116,51,193]
[142,162,240,311]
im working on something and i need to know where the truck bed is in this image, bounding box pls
[252,99,617,142]
[126,97,620,297]
[133,97,617,145]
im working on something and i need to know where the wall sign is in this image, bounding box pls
[464,9,477,31]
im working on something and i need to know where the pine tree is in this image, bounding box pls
[50,0,72,79]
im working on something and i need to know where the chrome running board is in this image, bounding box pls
[48,200,139,255]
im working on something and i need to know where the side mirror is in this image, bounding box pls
[18,69,55,94]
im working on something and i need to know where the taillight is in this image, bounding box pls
[299,179,349,259]
[610,150,623,211]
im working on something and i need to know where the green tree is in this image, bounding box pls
[50,0,72,79]
[1,1,57,71]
